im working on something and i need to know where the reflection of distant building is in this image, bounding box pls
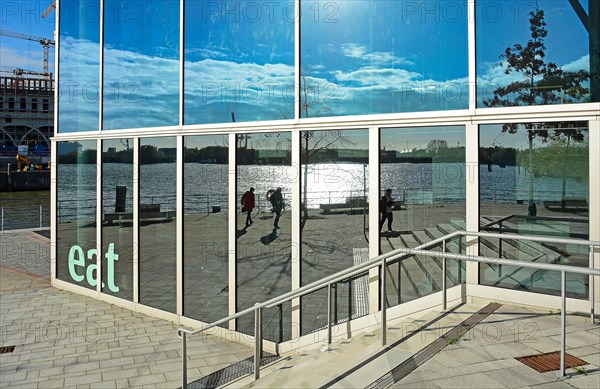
[159,148,177,159]
[427,139,448,151]
[0,75,53,152]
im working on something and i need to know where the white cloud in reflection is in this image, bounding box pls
[341,43,413,66]
[58,37,591,131]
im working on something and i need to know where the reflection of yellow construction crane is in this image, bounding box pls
[0,29,55,77]
[16,154,31,171]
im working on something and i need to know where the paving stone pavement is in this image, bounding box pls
[0,230,253,389]
[390,304,600,389]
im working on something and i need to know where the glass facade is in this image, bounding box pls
[479,122,590,298]
[184,0,295,124]
[300,129,369,334]
[236,132,292,341]
[301,0,469,116]
[139,137,177,312]
[59,0,100,132]
[101,139,133,300]
[380,126,466,306]
[56,140,97,289]
[103,0,180,130]
[54,0,599,349]
[477,0,596,107]
[183,135,229,323]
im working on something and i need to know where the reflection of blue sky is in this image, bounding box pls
[59,37,100,132]
[301,0,469,115]
[184,135,229,149]
[184,0,295,124]
[103,0,179,130]
[58,0,100,133]
[103,139,132,153]
[57,0,594,132]
[476,0,591,105]
[381,126,465,151]
[141,137,176,150]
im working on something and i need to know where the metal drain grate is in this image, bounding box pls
[185,353,279,389]
[0,346,16,354]
[516,351,587,373]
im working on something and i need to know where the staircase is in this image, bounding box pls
[381,217,586,300]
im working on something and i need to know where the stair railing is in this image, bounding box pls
[177,231,599,387]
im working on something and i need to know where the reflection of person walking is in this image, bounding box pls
[271,187,284,229]
[241,187,255,227]
[379,189,394,232]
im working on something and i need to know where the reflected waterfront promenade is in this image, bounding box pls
[56,201,590,341]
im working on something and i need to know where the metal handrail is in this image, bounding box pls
[177,231,600,387]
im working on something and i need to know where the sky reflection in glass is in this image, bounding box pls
[300,0,468,117]
[184,0,295,124]
[59,0,100,133]
[103,0,179,130]
[476,0,593,106]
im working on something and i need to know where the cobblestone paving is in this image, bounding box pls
[0,230,252,388]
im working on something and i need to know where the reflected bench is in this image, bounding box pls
[104,204,175,224]
[542,198,588,211]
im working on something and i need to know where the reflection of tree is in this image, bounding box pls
[484,10,589,108]
[484,9,590,215]
[501,123,587,215]
[520,129,588,210]
[276,74,355,229]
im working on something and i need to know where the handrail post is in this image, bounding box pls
[254,304,262,380]
[181,332,187,389]
[39,205,43,230]
[590,244,595,324]
[1,207,3,234]
[560,270,566,378]
[498,221,503,277]
[381,257,387,346]
[327,283,332,347]
[442,239,447,311]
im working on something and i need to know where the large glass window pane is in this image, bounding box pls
[300,129,369,335]
[103,0,179,130]
[184,1,295,124]
[301,0,468,117]
[184,135,229,323]
[59,0,100,132]
[479,122,589,298]
[101,139,133,300]
[139,137,177,312]
[236,132,293,341]
[380,126,466,306]
[56,141,97,289]
[477,0,597,107]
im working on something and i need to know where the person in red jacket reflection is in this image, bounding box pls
[241,187,255,228]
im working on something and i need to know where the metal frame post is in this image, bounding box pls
[442,239,447,311]
[181,332,187,389]
[590,244,596,324]
[327,284,332,346]
[254,305,262,380]
[560,270,567,378]
[498,221,503,277]
[381,258,387,346]
[39,205,43,230]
